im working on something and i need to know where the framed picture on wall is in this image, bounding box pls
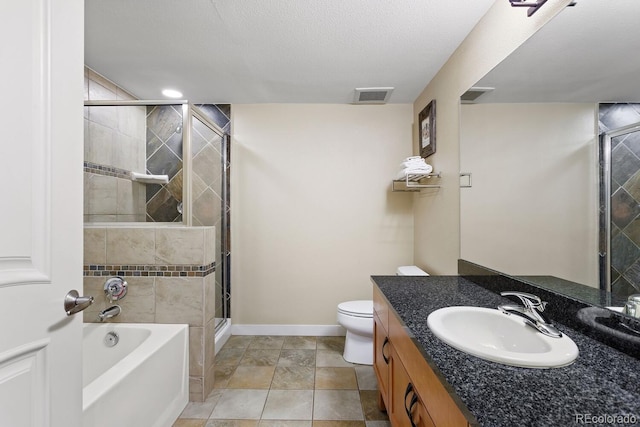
[419,100,436,158]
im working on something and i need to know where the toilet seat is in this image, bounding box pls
[337,300,373,318]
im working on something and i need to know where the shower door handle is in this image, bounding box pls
[64,290,94,316]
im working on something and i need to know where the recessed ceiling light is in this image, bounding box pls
[162,89,183,98]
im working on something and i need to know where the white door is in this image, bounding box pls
[0,1,84,426]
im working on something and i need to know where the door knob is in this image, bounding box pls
[64,290,94,316]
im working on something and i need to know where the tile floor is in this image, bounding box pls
[173,335,391,427]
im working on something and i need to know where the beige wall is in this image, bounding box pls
[460,103,599,287]
[412,0,575,274]
[231,104,414,326]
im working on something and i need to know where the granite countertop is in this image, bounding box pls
[371,275,640,427]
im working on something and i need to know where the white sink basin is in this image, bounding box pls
[427,306,579,368]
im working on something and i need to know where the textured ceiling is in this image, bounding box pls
[472,0,640,103]
[85,0,495,103]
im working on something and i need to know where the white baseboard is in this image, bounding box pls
[231,324,346,336]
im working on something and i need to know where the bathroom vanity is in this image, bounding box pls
[374,285,470,426]
[372,275,640,427]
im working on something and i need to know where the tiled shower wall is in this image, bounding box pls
[144,104,231,223]
[141,102,231,333]
[599,103,640,297]
[84,67,231,224]
[83,225,217,402]
[84,68,147,222]
[145,105,185,222]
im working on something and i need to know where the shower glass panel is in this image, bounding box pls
[601,121,640,299]
[145,104,187,222]
[84,102,186,223]
[190,108,230,329]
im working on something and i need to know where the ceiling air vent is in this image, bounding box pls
[461,87,494,104]
[353,87,394,104]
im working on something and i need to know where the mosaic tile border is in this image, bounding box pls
[83,262,215,277]
[84,161,132,180]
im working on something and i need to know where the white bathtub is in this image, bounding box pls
[82,323,189,427]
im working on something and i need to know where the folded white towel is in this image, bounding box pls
[395,164,433,180]
[401,158,427,168]
[403,156,423,162]
[400,156,427,169]
[404,166,432,174]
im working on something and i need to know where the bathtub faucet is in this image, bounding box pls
[98,305,121,322]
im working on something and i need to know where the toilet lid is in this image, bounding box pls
[338,300,373,317]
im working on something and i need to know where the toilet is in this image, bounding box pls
[337,266,429,365]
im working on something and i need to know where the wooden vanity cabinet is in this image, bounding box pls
[389,346,435,427]
[373,286,470,427]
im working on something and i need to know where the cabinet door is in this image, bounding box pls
[374,314,391,410]
[390,348,435,427]
[389,312,469,427]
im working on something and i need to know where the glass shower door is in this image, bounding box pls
[601,121,640,299]
[190,108,230,329]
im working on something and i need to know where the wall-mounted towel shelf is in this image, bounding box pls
[131,171,169,185]
[392,172,441,192]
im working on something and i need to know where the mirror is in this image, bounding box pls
[459,0,640,312]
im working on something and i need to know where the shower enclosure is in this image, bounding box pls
[599,115,640,299]
[84,100,231,332]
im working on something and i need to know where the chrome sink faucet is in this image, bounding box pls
[498,291,563,338]
[98,305,121,322]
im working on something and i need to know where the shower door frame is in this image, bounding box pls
[189,105,232,326]
[599,120,640,292]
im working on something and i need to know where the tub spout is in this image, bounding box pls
[98,305,121,322]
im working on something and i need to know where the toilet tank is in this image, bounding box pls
[396,265,429,276]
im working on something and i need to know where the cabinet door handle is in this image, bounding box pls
[404,382,413,400]
[404,383,418,427]
[382,337,390,364]
[409,394,419,413]
[408,395,419,427]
